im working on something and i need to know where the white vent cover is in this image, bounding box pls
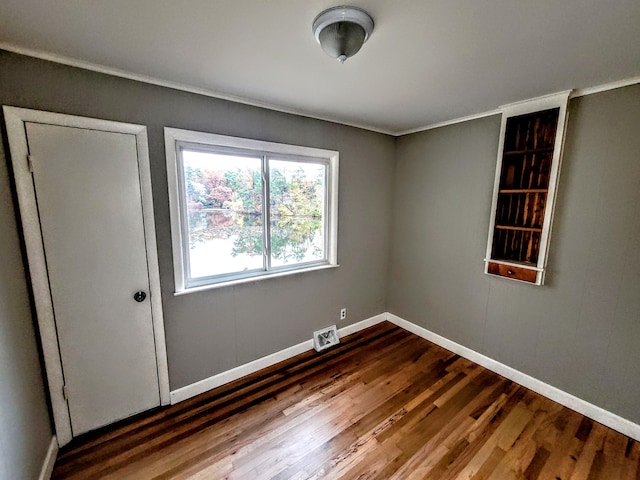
[313,325,340,352]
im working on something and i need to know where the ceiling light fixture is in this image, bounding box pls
[312,6,374,64]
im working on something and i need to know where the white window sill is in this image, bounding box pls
[174,263,340,296]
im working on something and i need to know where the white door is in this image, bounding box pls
[25,122,161,436]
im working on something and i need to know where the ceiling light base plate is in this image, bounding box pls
[312,6,374,63]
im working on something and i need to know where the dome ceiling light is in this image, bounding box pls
[312,6,374,64]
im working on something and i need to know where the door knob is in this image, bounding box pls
[133,291,147,302]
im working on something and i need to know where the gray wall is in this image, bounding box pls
[2,46,639,477]
[389,84,640,424]
[0,141,52,475]
[0,49,395,393]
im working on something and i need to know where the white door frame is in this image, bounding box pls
[2,106,170,446]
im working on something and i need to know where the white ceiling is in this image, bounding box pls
[1,0,639,135]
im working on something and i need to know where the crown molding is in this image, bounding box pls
[571,75,640,98]
[393,109,502,137]
[0,42,394,136]
[1,42,638,138]
[398,77,640,137]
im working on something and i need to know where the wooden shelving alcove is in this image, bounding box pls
[485,92,571,285]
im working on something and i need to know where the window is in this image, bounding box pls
[165,128,339,292]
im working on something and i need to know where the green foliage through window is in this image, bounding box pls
[181,149,327,279]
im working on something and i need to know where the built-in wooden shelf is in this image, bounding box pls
[486,261,538,283]
[494,225,543,233]
[499,189,548,194]
[503,146,555,155]
[485,92,570,285]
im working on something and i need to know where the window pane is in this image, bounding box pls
[182,150,264,280]
[269,159,326,267]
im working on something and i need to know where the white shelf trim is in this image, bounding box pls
[484,91,571,285]
[483,258,544,272]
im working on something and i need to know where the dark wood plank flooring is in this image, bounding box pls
[52,321,640,479]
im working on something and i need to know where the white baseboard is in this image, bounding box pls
[170,338,312,404]
[170,311,639,441]
[386,312,640,442]
[38,436,58,480]
[170,313,387,404]
[338,313,387,338]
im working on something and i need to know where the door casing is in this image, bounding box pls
[3,106,169,446]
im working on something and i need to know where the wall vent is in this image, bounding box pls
[313,325,340,352]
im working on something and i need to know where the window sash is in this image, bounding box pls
[177,144,264,286]
[266,155,329,271]
[174,140,333,289]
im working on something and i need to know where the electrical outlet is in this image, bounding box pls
[340,308,347,320]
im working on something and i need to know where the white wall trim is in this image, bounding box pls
[170,313,387,404]
[338,313,387,338]
[38,436,58,480]
[386,313,640,442]
[483,91,571,286]
[2,43,638,138]
[133,126,171,407]
[0,42,393,136]
[572,75,640,98]
[170,339,312,404]
[393,78,640,137]
[163,127,339,294]
[169,311,640,440]
[394,110,502,137]
[3,106,170,446]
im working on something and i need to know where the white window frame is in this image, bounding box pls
[165,128,339,293]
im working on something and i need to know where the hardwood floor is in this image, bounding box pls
[52,321,640,479]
